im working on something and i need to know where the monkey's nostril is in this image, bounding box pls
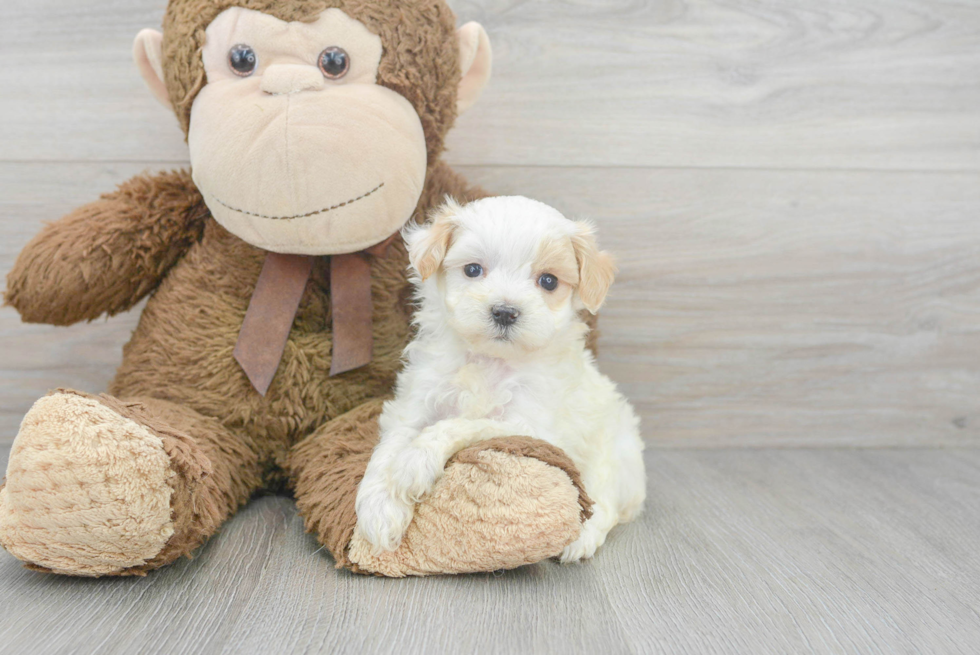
[491,304,521,327]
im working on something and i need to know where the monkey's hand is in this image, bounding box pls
[5,170,207,325]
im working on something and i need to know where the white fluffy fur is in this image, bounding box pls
[355,196,646,562]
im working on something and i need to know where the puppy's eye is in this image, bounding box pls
[538,273,559,291]
[464,263,483,278]
[318,46,350,79]
[228,44,258,77]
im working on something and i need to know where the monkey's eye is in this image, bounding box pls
[538,273,559,291]
[318,47,350,79]
[228,44,257,77]
[464,263,484,278]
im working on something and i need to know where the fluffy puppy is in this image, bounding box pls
[355,196,646,562]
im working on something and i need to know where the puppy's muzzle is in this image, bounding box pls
[491,304,521,328]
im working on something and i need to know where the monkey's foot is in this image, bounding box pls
[0,391,180,576]
[346,437,593,577]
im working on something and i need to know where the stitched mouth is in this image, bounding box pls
[209,182,384,221]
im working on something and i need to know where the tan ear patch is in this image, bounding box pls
[534,237,578,310]
[571,222,617,314]
[409,198,461,280]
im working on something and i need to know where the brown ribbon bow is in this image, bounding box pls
[233,235,397,396]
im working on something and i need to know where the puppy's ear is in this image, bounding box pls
[571,221,617,314]
[407,198,461,280]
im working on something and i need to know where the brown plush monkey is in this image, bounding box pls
[0,0,591,577]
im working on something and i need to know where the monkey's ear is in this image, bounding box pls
[571,221,618,314]
[134,29,170,107]
[406,198,462,280]
[457,22,492,114]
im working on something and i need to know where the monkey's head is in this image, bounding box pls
[134,0,491,256]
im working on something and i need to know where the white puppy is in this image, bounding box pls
[355,196,646,562]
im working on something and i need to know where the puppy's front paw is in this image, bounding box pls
[559,523,607,564]
[388,445,443,503]
[355,483,416,553]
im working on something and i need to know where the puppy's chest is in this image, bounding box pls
[443,361,532,421]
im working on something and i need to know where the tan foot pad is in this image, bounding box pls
[0,392,175,576]
[348,438,592,577]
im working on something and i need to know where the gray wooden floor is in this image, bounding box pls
[2,0,979,653]
[2,446,980,655]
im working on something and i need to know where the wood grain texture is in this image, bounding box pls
[0,0,978,169]
[2,446,979,655]
[2,163,978,447]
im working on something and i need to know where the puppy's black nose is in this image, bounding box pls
[491,304,521,327]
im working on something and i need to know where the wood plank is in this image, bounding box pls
[2,162,979,447]
[598,448,980,655]
[2,447,980,654]
[1,0,978,170]
[219,538,631,655]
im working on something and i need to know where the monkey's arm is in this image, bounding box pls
[5,169,207,326]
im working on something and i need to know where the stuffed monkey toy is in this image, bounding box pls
[0,0,593,577]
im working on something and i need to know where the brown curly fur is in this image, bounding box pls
[2,0,592,576]
[4,170,208,325]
